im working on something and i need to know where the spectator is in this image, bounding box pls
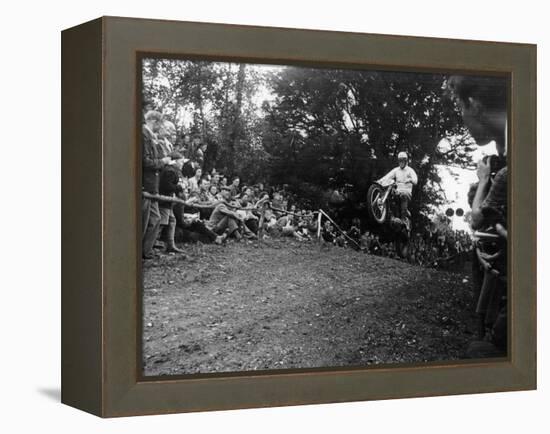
[211,172,221,188]
[190,136,202,159]
[181,157,196,179]
[281,216,304,241]
[306,212,318,235]
[229,176,241,198]
[271,191,285,217]
[208,184,222,201]
[197,177,212,202]
[157,120,176,157]
[176,211,226,245]
[237,193,260,235]
[322,220,336,244]
[243,186,256,203]
[370,234,382,255]
[207,188,244,240]
[158,153,185,254]
[448,74,507,355]
[142,110,171,259]
[177,133,191,155]
[195,141,208,169]
[142,99,155,119]
[296,213,313,240]
[188,167,202,194]
[347,218,361,248]
[184,177,217,220]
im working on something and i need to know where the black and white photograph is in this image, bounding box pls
[3,0,544,427]
[140,57,508,377]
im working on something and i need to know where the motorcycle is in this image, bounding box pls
[366,181,410,258]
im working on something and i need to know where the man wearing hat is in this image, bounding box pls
[377,151,418,222]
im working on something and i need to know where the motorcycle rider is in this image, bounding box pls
[377,151,418,224]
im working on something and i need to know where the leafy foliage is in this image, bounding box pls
[262,67,472,223]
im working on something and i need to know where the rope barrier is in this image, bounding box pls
[143,191,265,211]
[318,209,362,250]
[268,204,319,218]
[144,192,359,249]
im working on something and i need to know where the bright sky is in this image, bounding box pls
[435,141,498,231]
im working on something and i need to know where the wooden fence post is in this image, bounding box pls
[258,204,266,243]
[317,209,322,242]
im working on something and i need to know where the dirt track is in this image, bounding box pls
[142,238,477,376]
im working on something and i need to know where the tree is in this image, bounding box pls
[263,66,470,223]
[142,58,268,178]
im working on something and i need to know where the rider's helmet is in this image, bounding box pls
[397,152,408,167]
[397,151,408,161]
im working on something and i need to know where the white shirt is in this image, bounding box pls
[379,165,418,195]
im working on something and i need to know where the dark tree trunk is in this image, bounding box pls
[228,64,246,175]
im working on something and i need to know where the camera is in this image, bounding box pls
[482,154,506,180]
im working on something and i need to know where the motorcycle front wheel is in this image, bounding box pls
[367,183,388,224]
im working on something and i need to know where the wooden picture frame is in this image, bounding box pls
[61,16,536,417]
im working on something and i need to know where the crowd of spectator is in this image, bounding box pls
[141,109,328,258]
[325,221,474,269]
[406,229,473,268]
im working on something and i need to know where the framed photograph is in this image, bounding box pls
[62,16,536,417]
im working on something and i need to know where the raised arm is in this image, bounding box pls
[378,167,397,185]
[470,159,492,230]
